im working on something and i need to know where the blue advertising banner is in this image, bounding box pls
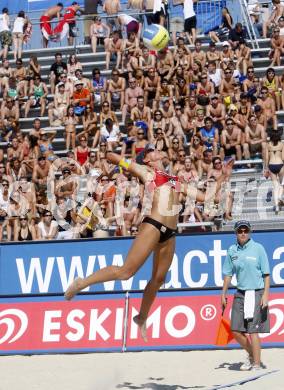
[1,231,284,296]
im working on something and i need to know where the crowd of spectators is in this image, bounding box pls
[0,1,284,242]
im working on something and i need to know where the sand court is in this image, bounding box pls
[0,348,283,390]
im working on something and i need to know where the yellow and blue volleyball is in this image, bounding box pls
[142,24,169,51]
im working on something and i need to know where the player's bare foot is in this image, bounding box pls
[64,277,83,300]
[133,314,148,342]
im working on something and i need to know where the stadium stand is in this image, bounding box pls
[1,0,284,242]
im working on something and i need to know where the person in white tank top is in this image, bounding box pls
[12,10,28,60]
[0,7,11,60]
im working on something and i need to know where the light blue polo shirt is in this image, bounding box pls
[223,238,270,290]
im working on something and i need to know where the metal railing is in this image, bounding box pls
[238,0,260,49]
[6,0,226,51]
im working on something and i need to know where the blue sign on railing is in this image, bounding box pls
[1,231,284,296]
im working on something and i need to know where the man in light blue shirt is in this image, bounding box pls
[221,220,270,372]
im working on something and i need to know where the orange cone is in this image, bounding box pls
[215,316,234,346]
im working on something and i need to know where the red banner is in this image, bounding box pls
[0,291,284,354]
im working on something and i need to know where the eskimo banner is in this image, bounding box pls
[0,231,284,296]
[1,289,284,355]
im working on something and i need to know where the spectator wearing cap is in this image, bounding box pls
[49,53,67,94]
[208,7,233,43]
[222,220,270,371]
[228,22,247,50]
[220,41,234,70]
[72,80,91,116]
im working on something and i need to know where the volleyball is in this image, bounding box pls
[142,24,169,51]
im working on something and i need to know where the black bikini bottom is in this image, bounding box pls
[142,216,177,243]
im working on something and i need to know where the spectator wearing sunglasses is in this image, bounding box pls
[222,220,270,372]
[37,209,58,240]
[17,215,37,241]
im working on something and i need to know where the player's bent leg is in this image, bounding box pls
[65,222,160,300]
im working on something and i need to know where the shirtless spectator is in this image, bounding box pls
[48,82,70,126]
[144,67,160,106]
[220,67,235,106]
[207,156,234,220]
[40,3,63,48]
[257,86,277,129]
[167,104,187,140]
[156,48,174,81]
[155,79,174,109]
[1,98,20,127]
[172,148,186,175]
[243,115,267,160]
[191,40,206,69]
[139,47,156,74]
[104,30,123,70]
[122,78,143,123]
[131,96,151,123]
[206,41,220,65]
[103,0,121,31]
[269,27,284,67]
[55,166,78,201]
[7,137,23,163]
[32,156,51,192]
[50,53,67,94]
[206,95,226,131]
[200,117,219,156]
[198,149,213,179]
[13,58,28,97]
[0,59,13,94]
[263,0,284,38]
[107,68,126,110]
[221,118,242,160]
